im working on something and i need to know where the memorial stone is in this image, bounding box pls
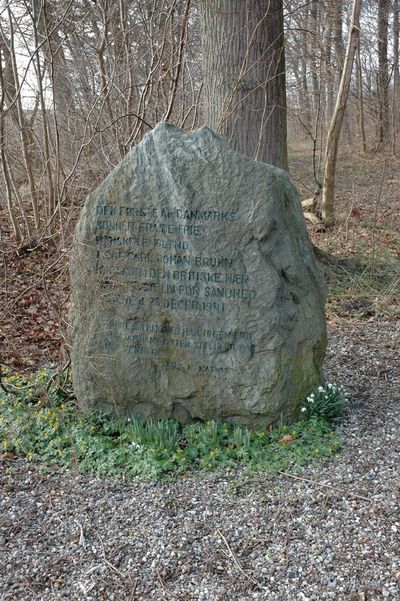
[69,122,327,427]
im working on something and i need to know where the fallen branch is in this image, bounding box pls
[301,197,317,210]
[156,568,174,598]
[277,471,373,503]
[216,529,264,590]
[74,520,86,547]
[304,211,323,227]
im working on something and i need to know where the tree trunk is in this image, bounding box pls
[33,0,76,135]
[321,0,362,226]
[325,11,334,125]
[393,0,400,154]
[310,0,321,122]
[331,0,351,142]
[377,0,390,149]
[200,0,287,171]
[2,9,40,230]
[356,43,367,154]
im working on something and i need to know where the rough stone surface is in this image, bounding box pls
[69,122,327,426]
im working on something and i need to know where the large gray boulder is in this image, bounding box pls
[69,122,327,427]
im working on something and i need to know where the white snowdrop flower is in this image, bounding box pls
[328,383,333,389]
[318,386,324,393]
[301,407,307,413]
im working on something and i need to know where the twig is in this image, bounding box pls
[0,363,36,395]
[216,529,264,590]
[85,564,103,576]
[75,520,86,547]
[45,359,71,392]
[277,471,373,503]
[96,532,134,583]
[156,568,174,598]
[0,365,10,394]
[102,557,126,578]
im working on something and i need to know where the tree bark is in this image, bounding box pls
[33,0,76,135]
[321,0,362,226]
[331,0,351,142]
[1,10,40,230]
[310,0,321,123]
[377,0,390,149]
[393,0,400,154]
[356,43,367,154]
[200,0,287,171]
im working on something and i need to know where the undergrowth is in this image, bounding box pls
[0,368,344,480]
[324,254,400,318]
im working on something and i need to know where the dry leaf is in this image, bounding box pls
[0,452,16,461]
[278,434,294,444]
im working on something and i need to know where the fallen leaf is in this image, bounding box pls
[0,452,16,461]
[278,434,294,444]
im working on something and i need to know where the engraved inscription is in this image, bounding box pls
[92,203,255,372]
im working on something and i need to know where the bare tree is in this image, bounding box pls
[0,0,198,245]
[377,0,390,149]
[356,42,367,154]
[321,0,362,226]
[393,0,400,154]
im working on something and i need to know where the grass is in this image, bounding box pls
[0,368,344,480]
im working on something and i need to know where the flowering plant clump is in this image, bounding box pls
[301,383,347,422]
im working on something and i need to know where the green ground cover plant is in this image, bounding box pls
[0,369,345,480]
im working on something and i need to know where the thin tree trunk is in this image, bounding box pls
[377,0,390,149]
[5,8,40,230]
[33,0,75,147]
[393,0,400,154]
[310,0,320,121]
[332,0,351,141]
[300,57,312,132]
[31,0,55,221]
[321,0,362,226]
[0,52,22,242]
[356,43,367,154]
[325,13,334,125]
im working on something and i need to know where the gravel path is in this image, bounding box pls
[1,317,399,601]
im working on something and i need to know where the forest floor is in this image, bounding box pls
[0,145,399,600]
